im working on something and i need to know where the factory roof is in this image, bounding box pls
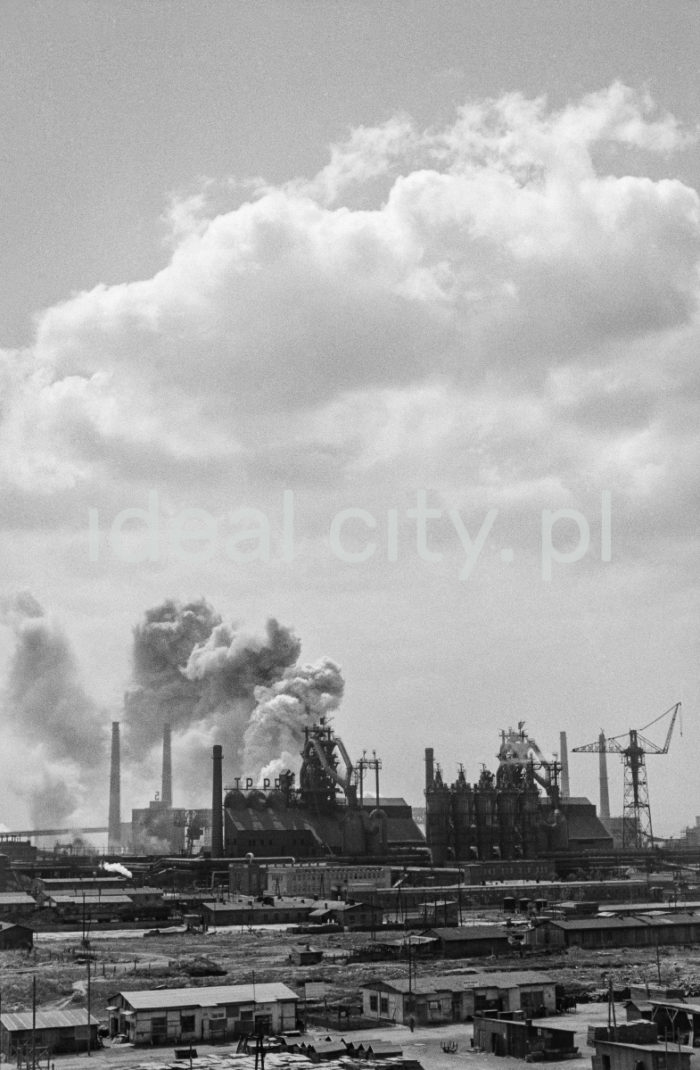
[0,892,35,903]
[1,1010,99,1032]
[112,983,299,1011]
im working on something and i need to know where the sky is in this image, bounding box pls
[1,0,700,838]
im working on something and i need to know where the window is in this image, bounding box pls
[181,1015,195,1033]
[369,995,378,1012]
[380,998,389,1015]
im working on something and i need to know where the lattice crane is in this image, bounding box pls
[573,702,681,848]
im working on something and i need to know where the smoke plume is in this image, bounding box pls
[244,657,345,782]
[101,860,133,878]
[0,592,107,827]
[124,599,303,796]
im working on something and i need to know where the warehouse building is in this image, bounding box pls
[0,1010,99,1057]
[361,971,556,1025]
[108,983,299,1045]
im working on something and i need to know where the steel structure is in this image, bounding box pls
[573,702,681,848]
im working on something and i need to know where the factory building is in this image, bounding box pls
[424,725,612,865]
[212,721,426,864]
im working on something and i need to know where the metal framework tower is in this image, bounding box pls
[573,703,681,848]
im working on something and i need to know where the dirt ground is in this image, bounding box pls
[3,919,700,1068]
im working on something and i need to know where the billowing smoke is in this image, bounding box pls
[0,592,107,827]
[124,598,222,750]
[245,657,345,783]
[124,599,303,798]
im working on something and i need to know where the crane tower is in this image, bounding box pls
[573,703,681,848]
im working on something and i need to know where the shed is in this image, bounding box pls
[0,922,33,951]
[422,925,512,957]
[474,1012,578,1059]
[0,1010,99,1057]
[290,944,324,966]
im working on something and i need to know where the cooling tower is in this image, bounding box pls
[108,722,121,849]
[161,723,172,808]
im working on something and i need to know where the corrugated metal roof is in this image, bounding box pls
[364,970,554,996]
[1,1010,99,1032]
[115,983,299,1011]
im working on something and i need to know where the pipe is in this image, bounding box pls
[599,731,610,824]
[211,745,224,858]
[161,723,172,808]
[559,731,570,799]
[425,748,435,791]
[108,722,121,849]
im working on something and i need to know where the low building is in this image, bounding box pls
[0,1010,99,1057]
[201,898,315,927]
[0,892,37,919]
[307,900,380,930]
[474,1012,578,1059]
[528,914,700,952]
[290,945,324,966]
[0,922,33,951]
[361,971,556,1025]
[422,925,512,957]
[590,1021,693,1070]
[265,864,393,899]
[108,983,299,1045]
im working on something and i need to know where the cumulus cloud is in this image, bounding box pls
[0,82,697,563]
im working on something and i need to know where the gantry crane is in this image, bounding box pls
[573,703,681,848]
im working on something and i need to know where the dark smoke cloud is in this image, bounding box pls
[0,591,107,826]
[124,598,221,750]
[124,600,302,775]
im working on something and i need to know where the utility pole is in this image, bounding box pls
[86,953,92,1056]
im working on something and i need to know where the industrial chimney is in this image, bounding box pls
[559,731,570,799]
[211,744,224,858]
[108,722,121,849]
[425,747,435,791]
[161,723,172,808]
[599,731,611,826]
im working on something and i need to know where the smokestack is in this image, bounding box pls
[425,748,435,791]
[161,723,172,808]
[211,744,223,858]
[559,731,570,799]
[108,722,121,849]
[599,731,610,825]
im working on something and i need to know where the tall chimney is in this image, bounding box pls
[425,747,435,791]
[108,722,121,849]
[599,731,610,825]
[211,744,224,858]
[559,731,570,799]
[161,723,172,808]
